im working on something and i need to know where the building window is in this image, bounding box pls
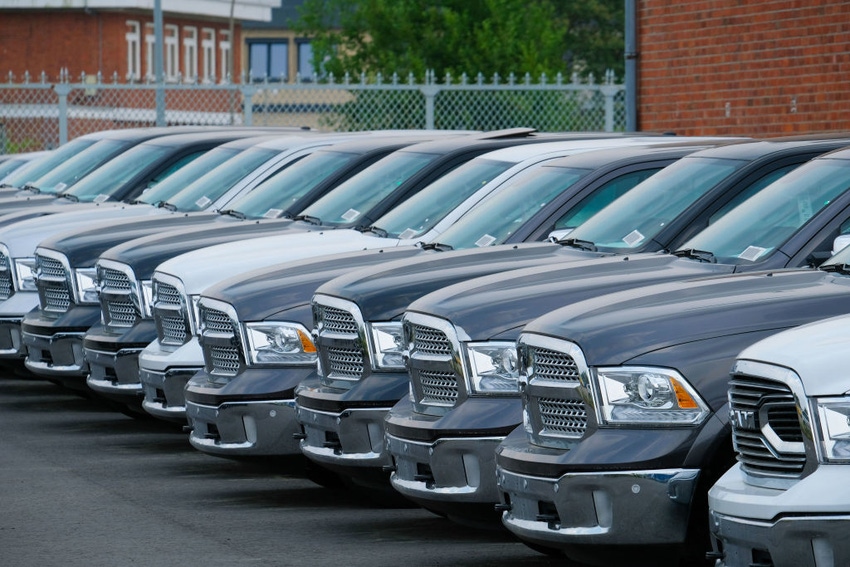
[183,27,198,82]
[145,23,155,80]
[248,40,288,81]
[126,20,141,81]
[202,28,216,82]
[219,30,231,82]
[165,24,179,81]
[296,39,315,81]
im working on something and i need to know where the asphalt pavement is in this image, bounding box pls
[0,372,567,567]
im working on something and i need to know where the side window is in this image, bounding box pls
[708,164,799,224]
[554,169,660,230]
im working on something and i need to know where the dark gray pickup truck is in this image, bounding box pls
[292,137,850,496]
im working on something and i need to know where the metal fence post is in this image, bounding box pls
[242,84,255,126]
[600,85,619,133]
[421,85,439,130]
[54,83,72,145]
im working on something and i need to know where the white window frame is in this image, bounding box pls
[144,23,156,80]
[126,20,141,81]
[201,27,216,83]
[219,29,231,82]
[183,26,198,82]
[165,24,180,81]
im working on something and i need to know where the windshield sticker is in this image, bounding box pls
[93,194,109,203]
[53,182,67,192]
[341,208,360,222]
[738,245,768,261]
[623,230,645,247]
[398,228,418,240]
[797,195,814,224]
[195,196,212,209]
[475,234,497,247]
[263,208,283,219]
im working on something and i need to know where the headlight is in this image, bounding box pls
[74,268,99,304]
[13,257,37,292]
[369,322,405,370]
[816,398,850,462]
[594,366,709,426]
[245,321,316,366]
[466,341,520,394]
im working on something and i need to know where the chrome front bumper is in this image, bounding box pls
[186,398,301,457]
[85,346,143,398]
[296,405,392,469]
[497,465,700,549]
[23,330,87,377]
[139,366,197,421]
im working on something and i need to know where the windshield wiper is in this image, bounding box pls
[419,242,454,251]
[558,238,597,251]
[293,214,322,225]
[219,209,246,219]
[673,248,717,263]
[359,225,387,237]
[819,263,850,275]
[61,193,79,202]
[21,183,40,193]
[158,201,178,211]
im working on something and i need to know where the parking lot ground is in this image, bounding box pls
[0,374,567,567]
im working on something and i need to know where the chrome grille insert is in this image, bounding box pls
[537,397,587,438]
[410,323,452,356]
[319,305,358,335]
[419,369,458,406]
[43,284,71,311]
[155,282,181,306]
[100,268,131,291]
[532,348,580,382]
[326,346,363,378]
[37,256,65,279]
[0,253,12,300]
[106,299,136,327]
[209,345,240,375]
[201,307,233,334]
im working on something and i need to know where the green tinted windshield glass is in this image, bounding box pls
[297,151,437,226]
[157,147,281,212]
[230,150,359,219]
[566,156,747,251]
[135,147,242,206]
[684,158,850,264]
[374,158,514,239]
[2,137,98,189]
[436,165,590,249]
[31,139,131,193]
[0,157,32,180]
[60,143,173,202]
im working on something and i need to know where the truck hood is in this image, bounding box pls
[203,246,428,321]
[36,210,220,267]
[0,203,182,259]
[405,253,735,340]
[156,229,397,295]
[314,242,586,321]
[735,314,850,396]
[523,268,850,366]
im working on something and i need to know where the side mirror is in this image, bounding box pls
[833,234,850,256]
[547,228,574,243]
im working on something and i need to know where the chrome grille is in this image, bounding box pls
[100,267,131,291]
[537,397,588,438]
[0,253,11,300]
[410,323,452,355]
[42,284,71,311]
[209,345,240,375]
[532,348,580,381]
[320,305,358,335]
[201,307,233,334]
[729,374,806,477]
[419,369,459,405]
[37,256,65,279]
[160,315,187,344]
[156,282,182,306]
[106,299,136,326]
[326,346,364,378]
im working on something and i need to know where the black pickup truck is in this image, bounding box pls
[291,137,850,498]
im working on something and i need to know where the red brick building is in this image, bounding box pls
[0,1,281,82]
[636,0,850,137]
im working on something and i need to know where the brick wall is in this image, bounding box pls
[638,0,850,136]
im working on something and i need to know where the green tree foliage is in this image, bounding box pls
[292,0,624,81]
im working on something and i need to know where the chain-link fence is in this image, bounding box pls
[0,70,626,154]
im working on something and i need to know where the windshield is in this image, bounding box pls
[0,157,32,181]
[229,150,360,219]
[683,157,850,264]
[156,146,282,212]
[435,165,591,249]
[373,157,515,239]
[134,146,242,206]
[29,139,132,193]
[296,151,438,226]
[1,137,98,189]
[59,143,175,202]
[564,156,747,252]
